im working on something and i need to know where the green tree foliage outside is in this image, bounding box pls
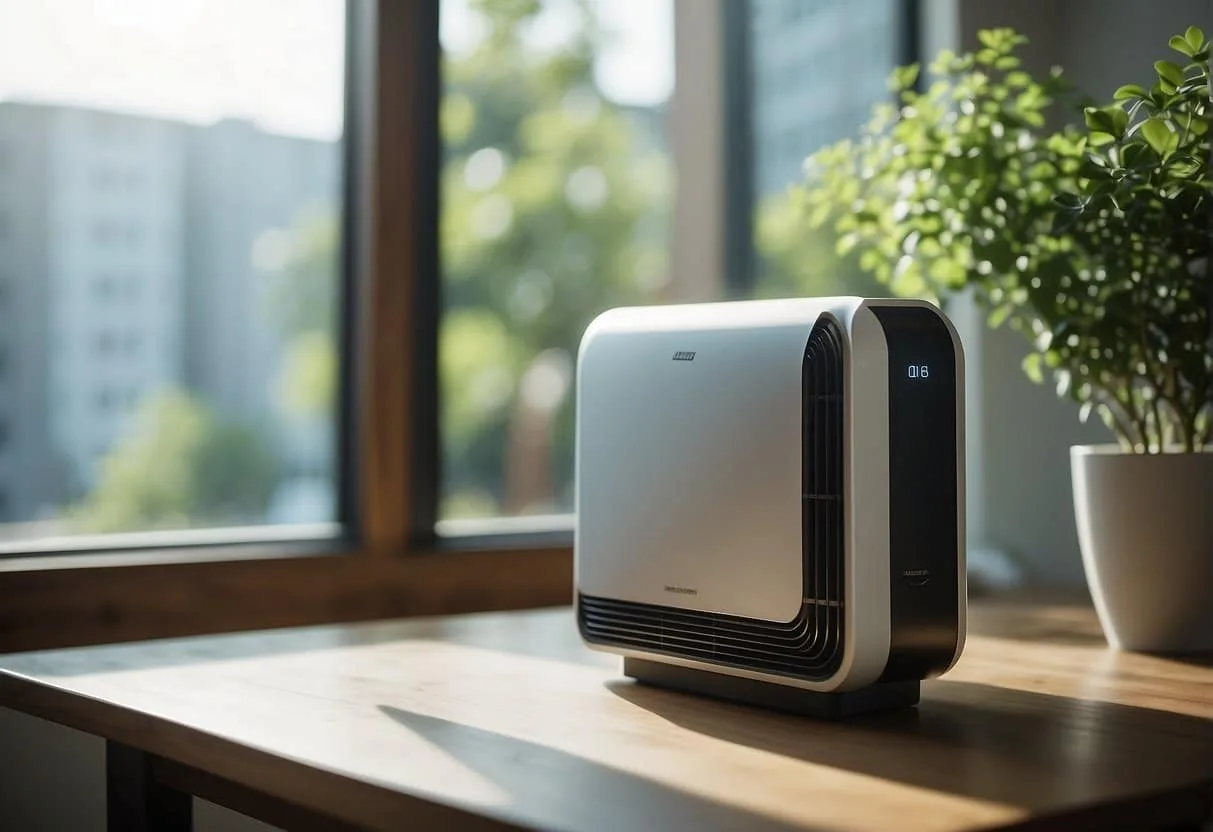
[440,0,672,515]
[72,391,279,534]
[262,208,341,423]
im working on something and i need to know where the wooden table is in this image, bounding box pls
[0,598,1210,831]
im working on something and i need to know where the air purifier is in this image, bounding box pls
[574,297,965,716]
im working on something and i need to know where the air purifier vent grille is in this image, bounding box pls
[578,316,845,681]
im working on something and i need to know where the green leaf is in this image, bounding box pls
[1053,191,1083,210]
[1079,157,1112,180]
[1083,107,1115,133]
[976,47,999,66]
[1184,25,1205,51]
[1110,107,1129,136]
[1113,83,1150,101]
[1169,35,1196,57]
[1170,158,1201,177]
[1022,353,1044,384]
[1139,118,1173,155]
[1154,60,1184,87]
[1165,128,1180,155]
[1121,142,1150,168]
[859,250,883,273]
[988,304,1012,328]
[1055,369,1072,398]
[890,63,920,92]
[807,202,831,228]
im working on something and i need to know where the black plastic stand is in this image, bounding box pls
[623,657,920,719]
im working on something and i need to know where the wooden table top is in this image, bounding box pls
[1,598,1210,831]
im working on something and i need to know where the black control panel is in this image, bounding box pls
[870,305,960,681]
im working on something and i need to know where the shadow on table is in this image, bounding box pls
[377,705,821,832]
[605,678,1213,827]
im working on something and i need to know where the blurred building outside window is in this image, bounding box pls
[0,0,346,545]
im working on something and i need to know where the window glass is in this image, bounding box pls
[437,0,909,525]
[438,0,905,526]
[439,0,676,521]
[0,0,346,542]
[750,0,900,300]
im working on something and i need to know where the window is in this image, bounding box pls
[748,0,906,301]
[0,0,912,652]
[0,0,346,545]
[436,0,909,526]
[438,0,678,523]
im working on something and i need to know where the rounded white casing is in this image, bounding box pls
[574,297,965,691]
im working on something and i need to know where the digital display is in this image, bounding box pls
[871,306,959,682]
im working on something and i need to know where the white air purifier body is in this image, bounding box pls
[574,297,966,696]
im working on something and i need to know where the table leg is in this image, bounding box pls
[106,741,193,832]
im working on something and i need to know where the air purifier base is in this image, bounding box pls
[623,657,920,718]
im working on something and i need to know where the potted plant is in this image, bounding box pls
[797,27,1212,651]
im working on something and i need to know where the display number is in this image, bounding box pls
[907,364,930,379]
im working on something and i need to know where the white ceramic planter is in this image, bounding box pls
[1071,445,1213,653]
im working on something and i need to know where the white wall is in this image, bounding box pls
[1060,0,1212,102]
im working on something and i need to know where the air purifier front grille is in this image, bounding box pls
[578,316,845,681]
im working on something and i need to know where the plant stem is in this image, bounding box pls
[1091,376,1141,450]
[1126,383,1151,453]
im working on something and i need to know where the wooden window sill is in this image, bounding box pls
[0,543,571,653]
